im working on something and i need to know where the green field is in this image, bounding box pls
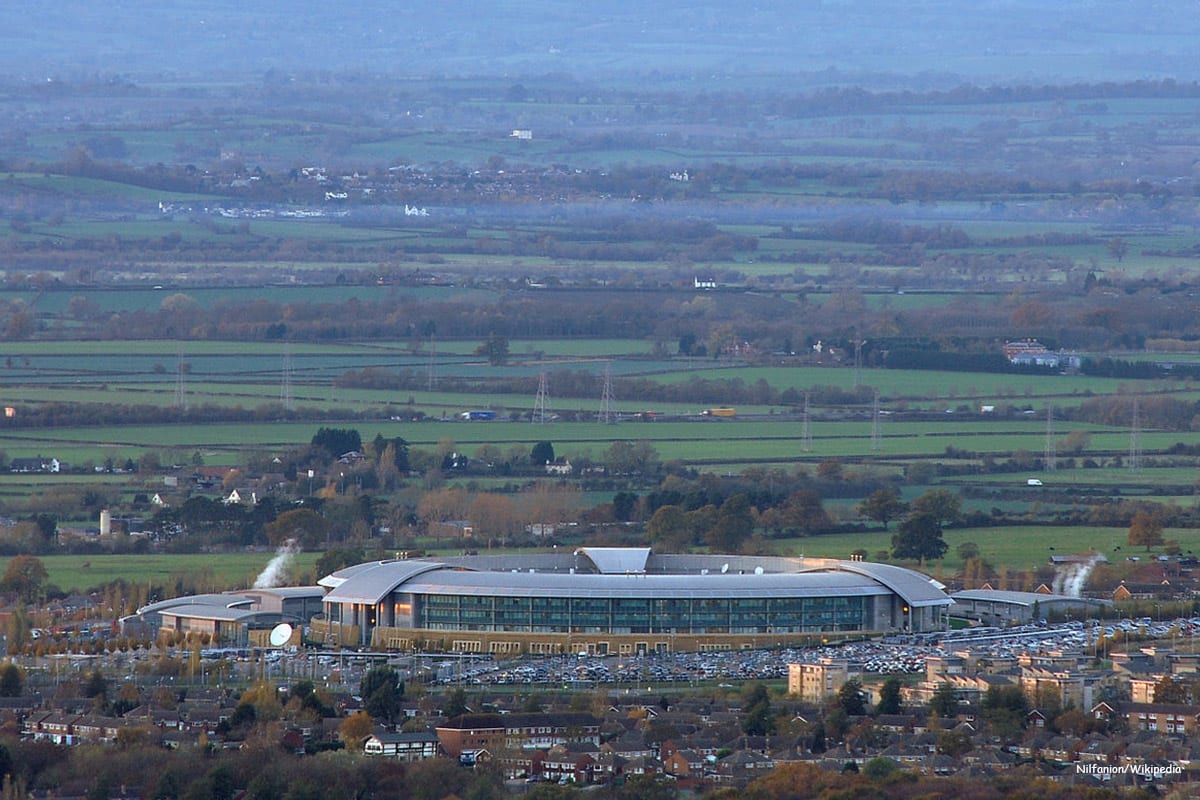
[1,551,325,595]
[772,525,1196,574]
[8,521,1191,594]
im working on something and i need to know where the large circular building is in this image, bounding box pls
[309,547,951,655]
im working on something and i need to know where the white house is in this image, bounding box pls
[545,459,573,476]
[364,732,441,761]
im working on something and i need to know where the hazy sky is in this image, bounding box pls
[3,1,1199,84]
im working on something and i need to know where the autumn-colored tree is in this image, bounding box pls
[417,486,471,532]
[1011,300,1053,329]
[745,763,849,799]
[339,710,373,749]
[961,556,996,589]
[115,726,153,749]
[264,508,328,549]
[1056,429,1092,454]
[375,443,402,490]
[468,493,519,545]
[815,459,844,482]
[1128,509,1164,551]
[4,607,30,650]
[910,488,962,526]
[520,481,581,528]
[0,555,49,602]
[238,681,283,722]
[646,505,692,551]
[856,487,908,529]
[774,488,832,535]
[1152,674,1194,705]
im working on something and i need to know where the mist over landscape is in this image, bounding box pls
[5,1,1200,83]
[5,4,1200,798]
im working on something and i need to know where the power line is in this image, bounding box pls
[1044,404,1056,471]
[853,338,866,387]
[533,371,549,424]
[599,363,614,424]
[802,392,812,452]
[280,344,293,412]
[1129,395,1142,472]
[175,345,187,412]
[871,388,881,453]
[427,333,436,391]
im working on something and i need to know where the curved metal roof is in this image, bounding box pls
[823,561,951,607]
[318,559,403,589]
[951,589,1111,608]
[576,547,651,574]
[138,593,255,615]
[320,551,953,607]
[157,606,273,623]
[398,568,891,600]
[322,560,445,605]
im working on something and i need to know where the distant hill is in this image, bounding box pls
[4,0,1200,84]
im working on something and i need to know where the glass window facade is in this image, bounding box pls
[415,593,867,634]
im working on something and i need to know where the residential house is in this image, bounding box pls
[663,748,706,779]
[10,456,60,473]
[593,752,628,783]
[601,729,653,760]
[28,712,78,744]
[542,742,599,784]
[364,731,442,761]
[1105,703,1200,735]
[619,755,661,780]
[545,459,573,476]
[712,750,774,786]
[72,715,131,744]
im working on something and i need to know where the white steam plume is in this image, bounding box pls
[1050,554,1102,597]
[254,538,301,589]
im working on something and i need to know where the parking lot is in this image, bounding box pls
[421,617,1200,688]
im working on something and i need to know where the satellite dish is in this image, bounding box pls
[269,622,293,647]
[721,563,729,574]
[754,566,764,575]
